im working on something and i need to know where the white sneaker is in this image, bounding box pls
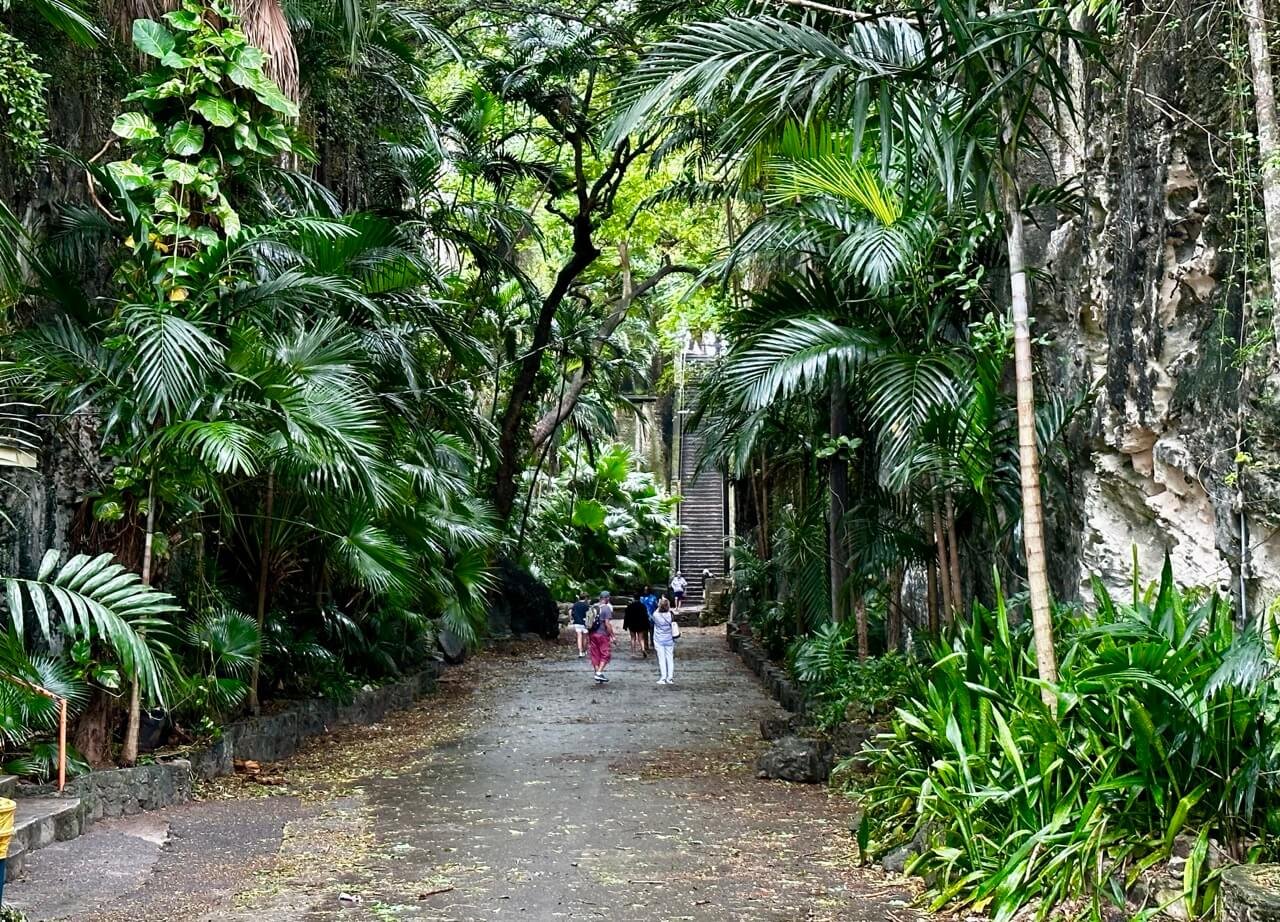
[656,679,665,685]
[578,651,585,657]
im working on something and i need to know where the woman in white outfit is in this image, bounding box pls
[651,598,676,685]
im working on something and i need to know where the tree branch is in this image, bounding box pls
[530,259,698,448]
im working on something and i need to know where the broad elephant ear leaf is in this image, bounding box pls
[3,551,179,702]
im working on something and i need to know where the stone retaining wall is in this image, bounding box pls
[201,664,442,776]
[33,662,446,829]
[726,624,807,715]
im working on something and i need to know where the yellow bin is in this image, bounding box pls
[0,797,14,860]
[0,796,14,903]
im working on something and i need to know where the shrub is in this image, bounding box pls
[862,560,1280,921]
[790,621,912,729]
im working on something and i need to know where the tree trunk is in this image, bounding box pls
[886,566,904,654]
[945,490,963,616]
[827,387,850,622]
[925,538,939,634]
[932,491,952,623]
[1245,0,1280,333]
[854,590,869,661]
[249,469,275,715]
[121,475,156,767]
[72,687,116,769]
[1003,167,1059,696]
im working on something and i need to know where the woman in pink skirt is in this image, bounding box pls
[588,591,616,683]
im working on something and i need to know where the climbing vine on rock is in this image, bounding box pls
[106,0,301,295]
[0,28,49,173]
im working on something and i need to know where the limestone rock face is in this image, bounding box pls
[1036,2,1280,605]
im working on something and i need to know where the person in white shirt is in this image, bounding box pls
[670,572,688,611]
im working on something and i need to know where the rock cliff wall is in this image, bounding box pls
[1040,2,1276,607]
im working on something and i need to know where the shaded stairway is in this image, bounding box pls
[675,353,726,606]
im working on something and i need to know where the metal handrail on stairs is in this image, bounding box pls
[3,674,67,792]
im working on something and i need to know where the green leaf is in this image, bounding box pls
[192,226,219,246]
[5,580,22,636]
[159,51,197,69]
[111,112,159,141]
[251,81,299,118]
[163,9,202,31]
[571,499,608,531]
[165,121,205,156]
[256,122,291,151]
[132,19,176,59]
[162,159,199,185]
[192,95,238,128]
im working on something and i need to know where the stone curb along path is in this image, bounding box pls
[0,662,443,885]
[10,628,923,922]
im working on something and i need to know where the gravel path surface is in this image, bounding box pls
[8,626,922,921]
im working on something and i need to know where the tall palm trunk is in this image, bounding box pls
[925,536,939,634]
[945,490,963,615]
[121,474,156,766]
[827,388,850,622]
[1245,0,1280,328]
[932,491,952,622]
[1002,165,1059,697]
[248,469,275,714]
[854,591,869,661]
[886,565,904,653]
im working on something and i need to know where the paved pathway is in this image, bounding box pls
[8,627,920,921]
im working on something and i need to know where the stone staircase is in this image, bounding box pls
[675,356,726,606]
[0,775,84,880]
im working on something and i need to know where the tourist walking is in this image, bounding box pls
[651,597,677,685]
[588,591,615,683]
[640,584,659,652]
[670,571,688,612]
[640,585,658,617]
[570,590,590,657]
[623,592,650,657]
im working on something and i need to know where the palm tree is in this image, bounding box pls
[611,1,1089,691]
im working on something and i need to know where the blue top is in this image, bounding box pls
[640,593,658,615]
[570,600,589,625]
[650,610,674,646]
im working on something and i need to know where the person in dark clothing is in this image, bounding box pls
[570,590,590,657]
[623,593,651,657]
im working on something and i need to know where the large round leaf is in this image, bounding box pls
[166,121,205,156]
[111,112,159,141]
[132,19,175,59]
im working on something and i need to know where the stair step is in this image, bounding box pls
[4,795,83,880]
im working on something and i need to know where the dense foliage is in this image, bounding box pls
[862,564,1280,919]
[0,0,690,773]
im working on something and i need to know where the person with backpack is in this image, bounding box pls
[570,590,590,657]
[650,597,677,685]
[588,591,616,683]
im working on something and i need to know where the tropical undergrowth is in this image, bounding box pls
[524,443,677,598]
[858,560,1280,921]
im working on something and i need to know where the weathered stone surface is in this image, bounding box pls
[1221,865,1280,922]
[759,715,805,741]
[755,736,834,783]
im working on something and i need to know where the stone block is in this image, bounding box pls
[755,736,834,784]
[1222,865,1280,922]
